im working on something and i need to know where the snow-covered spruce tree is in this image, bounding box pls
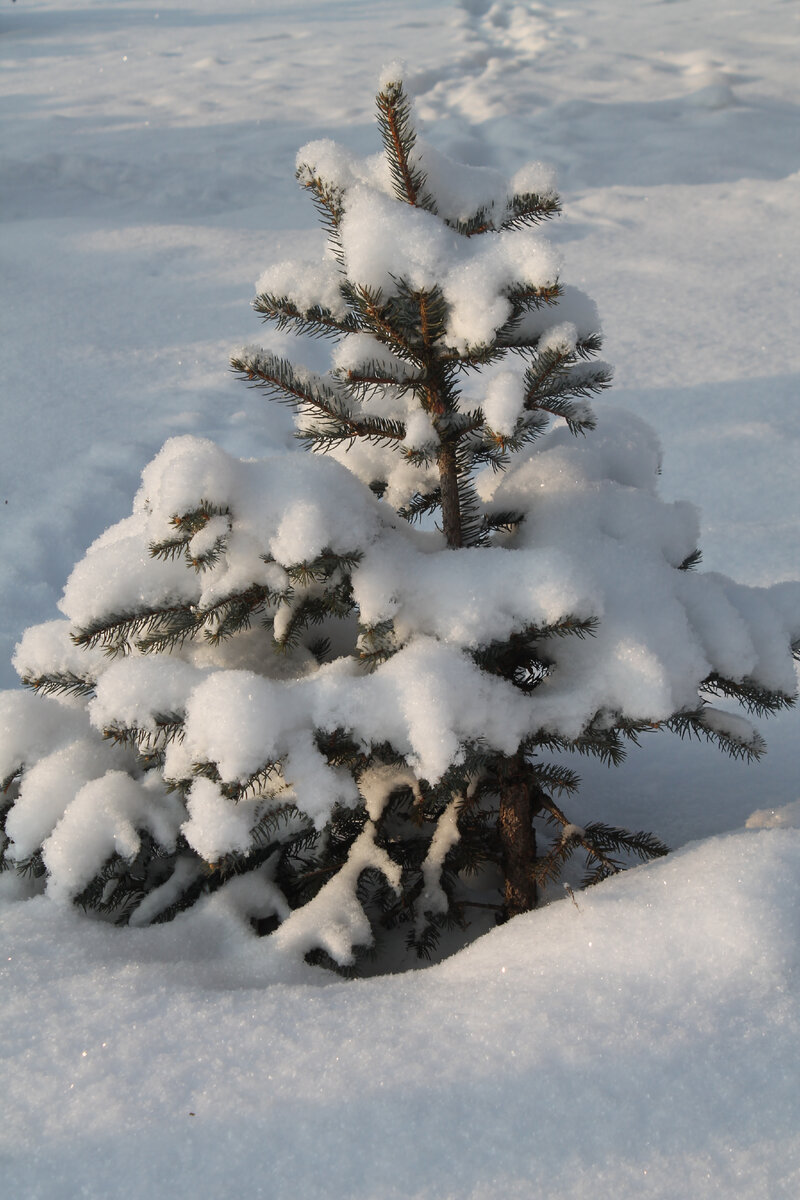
[2,73,799,971]
[232,73,800,924]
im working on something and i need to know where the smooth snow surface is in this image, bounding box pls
[3,830,800,1199]
[2,1,799,1196]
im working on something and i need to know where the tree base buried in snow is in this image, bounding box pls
[1,71,798,974]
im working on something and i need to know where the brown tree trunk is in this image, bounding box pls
[498,754,538,918]
[437,440,462,548]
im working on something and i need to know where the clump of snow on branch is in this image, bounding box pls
[42,771,184,903]
[256,249,349,321]
[336,188,561,350]
[56,436,383,631]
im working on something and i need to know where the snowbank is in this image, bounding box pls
[2,826,799,1199]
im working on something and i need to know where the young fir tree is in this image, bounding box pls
[1,72,798,971]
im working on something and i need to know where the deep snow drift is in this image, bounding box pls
[1,1,799,1197]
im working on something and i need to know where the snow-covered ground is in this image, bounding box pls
[1,1,799,1195]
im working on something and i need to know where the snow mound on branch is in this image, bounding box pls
[167,643,529,797]
[0,690,90,786]
[419,141,557,228]
[338,187,561,349]
[57,437,384,631]
[42,771,184,903]
[182,778,259,864]
[5,735,123,863]
[481,368,528,434]
[256,249,348,320]
[12,619,107,688]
